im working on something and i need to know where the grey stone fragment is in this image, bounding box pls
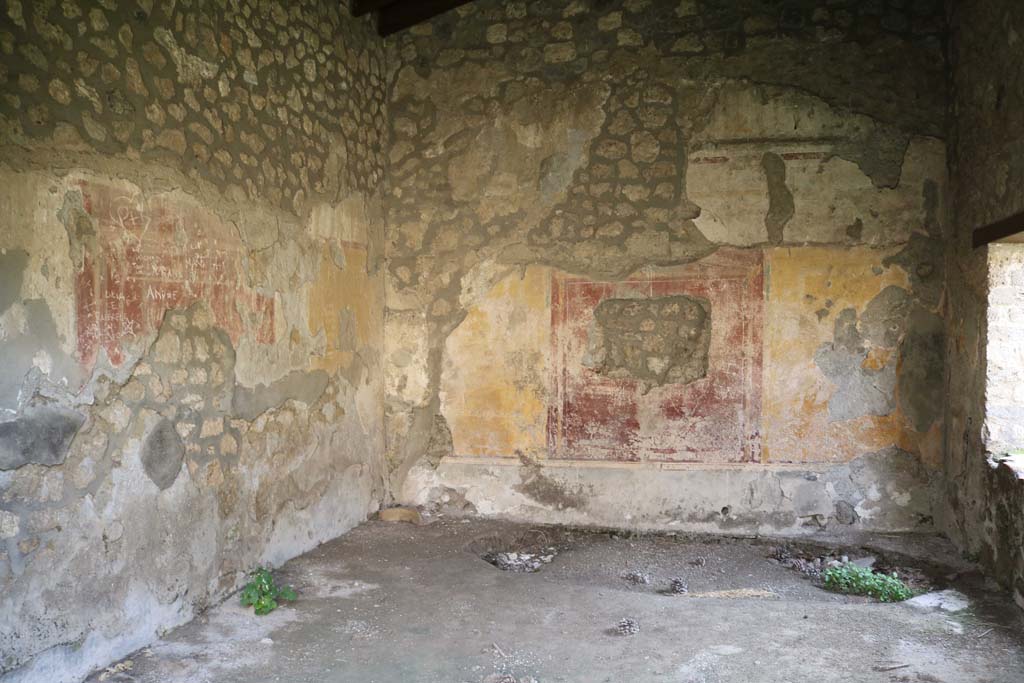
[834,500,859,525]
[0,406,85,470]
[141,418,184,490]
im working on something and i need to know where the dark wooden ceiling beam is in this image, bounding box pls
[377,0,476,36]
[351,0,401,18]
[973,209,1024,248]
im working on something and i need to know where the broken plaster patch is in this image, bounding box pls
[587,295,711,389]
[814,308,897,422]
[761,151,794,244]
[231,370,330,420]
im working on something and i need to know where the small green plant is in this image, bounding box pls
[239,567,297,615]
[822,562,913,602]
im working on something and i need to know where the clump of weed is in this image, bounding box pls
[822,563,913,602]
[240,567,297,615]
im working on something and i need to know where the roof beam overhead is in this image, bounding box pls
[973,210,1024,248]
[376,0,476,37]
[351,0,401,17]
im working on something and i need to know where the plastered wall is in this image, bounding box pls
[8,0,1024,678]
[943,0,1024,610]
[384,0,950,533]
[0,2,387,680]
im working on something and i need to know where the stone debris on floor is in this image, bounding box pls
[668,577,690,594]
[482,549,557,573]
[615,618,640,636]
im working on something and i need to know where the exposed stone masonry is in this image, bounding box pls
[0,0,386,214]
[4,0,1024,680]
[1,1,388,679]
[588,295,711,389]
[383,0,948,496]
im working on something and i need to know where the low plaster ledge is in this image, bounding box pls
[441,455,841,472]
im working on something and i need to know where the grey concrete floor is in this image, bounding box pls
[89,518,1024,683]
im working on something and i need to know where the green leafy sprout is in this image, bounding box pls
[822,562,913,602]
[239,567,297,615]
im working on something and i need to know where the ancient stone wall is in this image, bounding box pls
[943,0,1024,610]
[0,1,387,680]
[985,245,1024,455]
[384,0,949,532]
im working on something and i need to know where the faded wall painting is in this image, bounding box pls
[549,250,763,462]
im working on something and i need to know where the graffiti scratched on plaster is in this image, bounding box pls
[71,181,274,368]
[548,249,764,463]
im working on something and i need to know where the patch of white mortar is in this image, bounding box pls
[0,508,19,538]
[904,589,970,612]
[31,349,52,374]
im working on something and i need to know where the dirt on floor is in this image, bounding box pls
[88,517,1024,683]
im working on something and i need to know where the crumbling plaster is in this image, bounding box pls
[383,0,949,535]
[0,1,387,681]
[6,0,1024,679]
[0,171,386,683]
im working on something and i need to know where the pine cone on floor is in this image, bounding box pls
[616,617,640,635]
[669,577,689,594]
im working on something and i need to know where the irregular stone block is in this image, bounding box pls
[0,406,85,470]
[141,419,184,490]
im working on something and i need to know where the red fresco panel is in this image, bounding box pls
[548,249,763,463]
[72,181,274,369]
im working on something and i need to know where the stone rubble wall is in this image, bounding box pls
[382,0,951,534]
[0,1,387,681]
